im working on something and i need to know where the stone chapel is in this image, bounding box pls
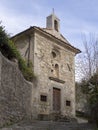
[11,13,80,119]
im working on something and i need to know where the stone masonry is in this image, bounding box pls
[0,52,33,127]
[11,13,80,120]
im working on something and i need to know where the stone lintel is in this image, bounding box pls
[49,77,65,84]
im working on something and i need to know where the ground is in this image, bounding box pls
[0,118,96,130]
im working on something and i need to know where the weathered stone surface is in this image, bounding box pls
[11,13,80,119]
[33,32,76,117]
[0,52,33,127]
[13,29,76,119]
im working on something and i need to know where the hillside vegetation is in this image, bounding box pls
[0,23,35,82]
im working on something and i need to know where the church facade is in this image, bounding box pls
[12,13,80,119]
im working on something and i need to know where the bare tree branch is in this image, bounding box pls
[76,33,98,81]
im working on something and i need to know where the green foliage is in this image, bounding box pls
[0,23,19,59]
[80,79,90,94]
[88,74,98,104]
[88,74,98,126]
[94,128,98,130]
[18,59,35,81]
[76,111,89,119]
[78,73,98,125]
[0,23,9,45]
[0,23,35,82]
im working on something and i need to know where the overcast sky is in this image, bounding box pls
[0,0,98,51]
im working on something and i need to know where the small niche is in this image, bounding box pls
[55,64,59,68]
[54,64,59,78]
[51,69,53,72]
[52,51,56,58]
[67,64,71,71]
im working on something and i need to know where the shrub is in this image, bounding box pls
[0,24,19,60]
[18,58,35,82]
[0,23,35,82]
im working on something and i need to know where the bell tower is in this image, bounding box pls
[46,11,60,32]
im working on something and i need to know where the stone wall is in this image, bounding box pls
[0,52,33,127]
[33,31,76,117]
[12,28,76,119]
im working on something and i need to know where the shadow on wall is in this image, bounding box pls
[0,52,33,127]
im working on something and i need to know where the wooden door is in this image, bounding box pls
[53,88,61,111]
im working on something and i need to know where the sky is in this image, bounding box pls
[0,0,98,51]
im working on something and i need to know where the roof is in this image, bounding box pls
[11,26,81,54]
[42,28,70,43]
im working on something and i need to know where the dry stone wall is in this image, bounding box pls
[0,52,33,127]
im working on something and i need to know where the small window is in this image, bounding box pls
[66,100,71,106]
[40,95,47,102]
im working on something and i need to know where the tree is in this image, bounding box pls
[76,34,98,125]
[76,34,98,81]
[88,73,98,125]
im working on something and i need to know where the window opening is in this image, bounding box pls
[66,100,71,106]
[40,95,47,102]
[54,20,58,31]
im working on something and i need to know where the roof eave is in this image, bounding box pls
[11,26,81,54]
[34,26,81,54]
[11,26,34,40]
